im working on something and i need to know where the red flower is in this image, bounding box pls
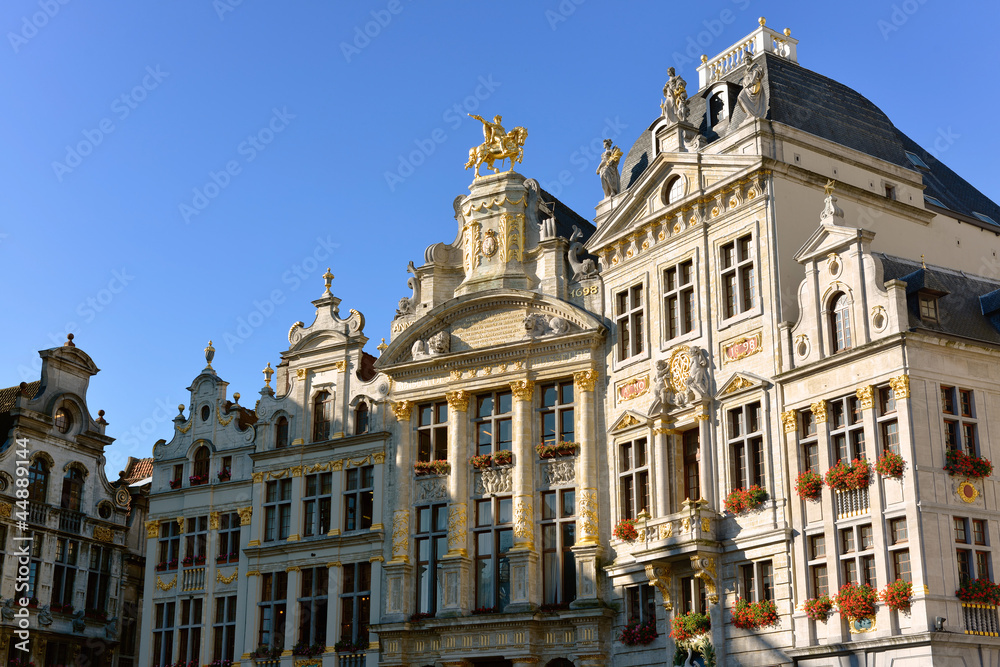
[956,578,1000,605]
[834,582,878,618]
[724,486,768,515]
[730,597,779,630]
[613,519,639,542]
[802,595,833,622]
[944,450,993,479]
[795,471,823,501]
[874,451,906,478]
[619,618,658,646]
[825,459,870,491]
[880,579,912,611]
[669,611,710,642]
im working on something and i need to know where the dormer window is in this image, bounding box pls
[313,392,332,442]
[275,416,289,449]
[54,408,72,434]
[709,92,728,126]
[884,184,897,200]
[919,294,939,323]
[830,292,852,353]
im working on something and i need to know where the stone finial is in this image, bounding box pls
[205,340,215,368]
[759,16,766,26]
[701,54,707,63]
[64,333,75,347]
[377,338,388,356]
[784,28,791,36]
[177,404,185,415]
[96,409,108,425]
[263,363,274,387]
[322,268,334,296]
[233,392,241,404]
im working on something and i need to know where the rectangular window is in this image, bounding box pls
[955,516,993,582]
[840,523,875,587]
[663,259,696,340]
[340,563,371,647]
[415,504,448,615]
[728,402,764,489]
[213,596,237,663]
[158,521,180,570]
[974,519,987,545]
[616,283,645,361]
[720,233,756,318]
[258,571,288,649]
[27,532,42,599]
[942,386,978,455]
[810,563,829,596]
[681,575,706,614]
[540,381,575,445]
[474,496,513,611]
[892,549,911,583]
[625,584,656,624]
[0,524,6,581]
[185,515,208,564]
[618,438,650,520]
[876,385,900,456]
[344,466,374,532]
[264,479,292,542]
[919,295,939,322]
[86,545,112,612]
[298,567,328,647]
[217,512,241,562]
[152,602,176,667]
[541,488,576,606]
[683,430,700,501]
[177,598,203,666]
[475,391,513,456]
[52,538,78,608]
[806,533,828,595]
[798,408,819,474]
[739,560,774,601]
[417,402,448,462]
[303,472,333,538]
[830,395,866,463]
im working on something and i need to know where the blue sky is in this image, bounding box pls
[2,0,997,476]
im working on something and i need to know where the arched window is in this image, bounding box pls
[28,458,49,502]
[664,176,684,205]
[61,467,84,511]
[193,446,210,481]
[831,292,852,353]
[355,402,369,435]
[275,416,289,449]
[54,407,72,433]
[313,392,332,442]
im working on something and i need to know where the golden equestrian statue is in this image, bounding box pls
[465,114,528,177]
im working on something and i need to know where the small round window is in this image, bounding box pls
[665,176,684,205]
[98,502,112,519]
[201,405,211,421]
[54,408,72,433]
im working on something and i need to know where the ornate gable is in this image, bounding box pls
[716,372,768,399]
[609,410,649,433]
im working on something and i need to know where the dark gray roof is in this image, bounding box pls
[877,253,1000,345]
[540,187,596,242]
[620,53,1000,225]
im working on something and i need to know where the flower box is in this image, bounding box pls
[471,606,497,615]
[835,582,878,619]
[669,611,710,642]
[189,475,208,486]
[182,556,194,566]
[539,602,570,612]
[414,460,450,476]
[251,646,281,660]
[217,469,231,481]
[291,642,324,657]
[825,458,870,491]
[493,450,513,466]
[724,485,767,514]
[470,454,493,469]
[731,597,779,630]
[802,595,833,622]
[613,519,638,543]
[155,562,168,571]
[169,479,182,489]
[880,579,912,611]
[409,612,433,621]
[956,578,1000,605]
[209,660,233,667]
[536,441,579,459]
[85,609,108,621]
[944,450,993,479]
[874,451,905,478]
[333,639,363,653]
[796,471,823,501]
[619,618,657,646]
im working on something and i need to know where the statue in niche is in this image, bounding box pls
[661,67,690,123]
[648,359,676,415]
[596,139,623,198]
[736,52,767,121]
[687,346,711,401]
[568,225,599,282]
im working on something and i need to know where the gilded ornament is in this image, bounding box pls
[645,563,673,610]
[667,346,693,394]
[286,534,300,542]
[856,385,875,410]
[246,570,261,577]
[509,380,534,401]
[145,519,160,539]
[333,360,347,372]
[463,221,482,274]
[0,503,10,518]
[577,489,599,543]
[958,481,980,504]
[217,408,234,427]
[290,466,303,477]
[722,376,754,394]
[447,503,468,555]
[369,555,385,563]
[465,113,528,178]
[209,512,220,530]
[681,517,690,533]
[217,569,238,584]
[286,565,301,573]
[446,390,470,412]
[659,522,673,539]
[251,472,264,483]
[331,460,344,471]
[781,410,798,433]
[811,400,828,423]
[701,518,711,533]
[513,496,533,543]
[723,332,762,363]
[156,575,177,591]
[177,517,185,533]
[573,369,598,393]
[93,526,113,543]
[390,510,409,562]
[613,413,642,431]
[889,374,910,400]
[392,400,413,422]
[237,506,252,526]
[373,452,386,464]
[296,368,307,380]
[177,419,193,434]
[248,539,261,547]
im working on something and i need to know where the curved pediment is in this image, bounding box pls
[287,302,365,353]
[376,289,605,369]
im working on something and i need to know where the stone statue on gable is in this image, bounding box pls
[661,67,690,123]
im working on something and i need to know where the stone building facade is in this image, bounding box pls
[0,338,148,667]
[138,279,391,667]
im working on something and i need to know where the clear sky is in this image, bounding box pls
[2,0,997,476]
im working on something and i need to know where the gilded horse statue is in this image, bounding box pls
[465,114,528,177]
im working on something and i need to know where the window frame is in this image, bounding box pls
[887,516,911,583]
[51,537,78,608]
[719,232,757,321]
[661,256,697,343]
[541,488,577,606]
[417,401,448,463]
[807,533,828,596]
[258,571,288,649]
[217,512,241,562]
[625,583,657,625]
[738,559,774,602]
[728,401,765,490]
[839,523,876,587]
[86,544,113,612]
[343,466,374,533]
[213,595,238,664]
[615,280,646,363]
[942,385,978,456]
[617,436,650,521]
[830,394,866,463]
[297,566,329,647]
[312,391,333,443]
[415,503,448,616]
[474,390,513,457]
[539,380,575,446]
[340,562,371,647]
[153,601,176,667]
[474,496,513,612]
[303,472,333,538]
[829,291,852,353]
[177,597,204,666]
[264,479,292,543]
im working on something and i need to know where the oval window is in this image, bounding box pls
[201,405,211,421]
[54,408,72,433]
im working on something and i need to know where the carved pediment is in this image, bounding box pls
[610,410,648,433]
[716,372,768,398]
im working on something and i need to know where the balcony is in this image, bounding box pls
[963,603,1000,636]
[58,509,84,533]
[336,654,366,667]
[181,567,205,592]
[27,501,48,526]
[835,487,870,519]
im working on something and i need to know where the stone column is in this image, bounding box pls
[283,566,301,655]
[137,519,161,667]
[287,467,304,543]
[384,403,414,622]
[507,379,538,612]
[440,390,471,615]
[571,369,603,607]
[365,558,384,667]
[652,425,674,517]
[325,561,343,650]
[242,570,263,658]
[696,412,715,509]
[371,456,385,532]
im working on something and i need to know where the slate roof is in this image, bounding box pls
[0,380,40,414]
[541,187,596,242]
[876,253,1000,346]
[620,53,1000,225]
